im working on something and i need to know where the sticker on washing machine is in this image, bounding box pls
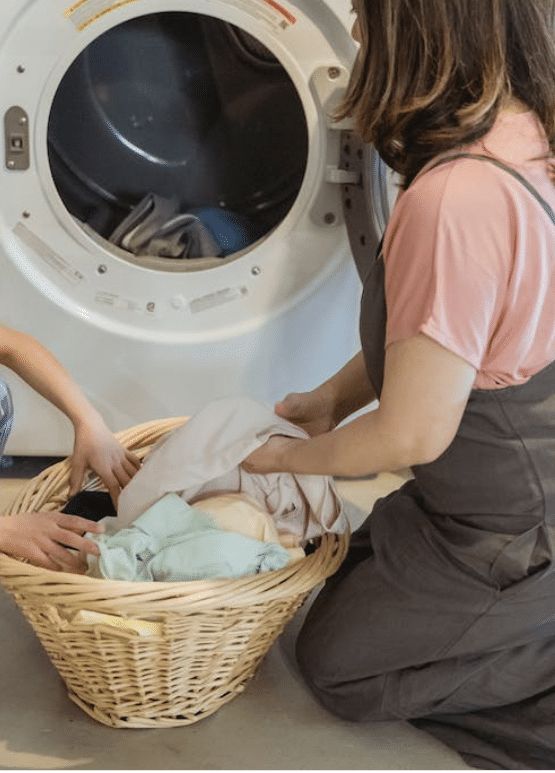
[189,286,248,314]
[95,291,153,314]
[65,0,296,33]
[227,0,297,30]
[13,223,84,285]
[64,0,142,32]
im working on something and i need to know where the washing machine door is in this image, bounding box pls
[0,0,386,454]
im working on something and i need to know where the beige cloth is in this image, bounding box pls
[192,493,305,563]
[117,397,346,543]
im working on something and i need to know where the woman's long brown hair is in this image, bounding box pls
[340,0,555,188]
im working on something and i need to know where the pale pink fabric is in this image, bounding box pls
[384,111,555,388]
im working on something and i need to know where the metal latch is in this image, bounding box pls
[4,106,30,170]
[326,165,359,185]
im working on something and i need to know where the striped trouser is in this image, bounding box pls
[0,377,13,458]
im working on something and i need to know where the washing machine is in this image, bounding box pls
[0,0,394,455]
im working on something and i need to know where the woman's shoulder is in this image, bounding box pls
[391,155,514,233]
[398,110,551,217]
[383,155,522,285]
[414,153,516,195]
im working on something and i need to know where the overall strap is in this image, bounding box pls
[424,152,555,227]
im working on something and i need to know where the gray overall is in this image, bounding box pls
[296,154,555,766]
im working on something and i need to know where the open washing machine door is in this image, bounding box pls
[0,0,394,454]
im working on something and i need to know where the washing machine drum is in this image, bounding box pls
[47,11,308,260]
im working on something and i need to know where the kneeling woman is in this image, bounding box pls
[243,0,555,765]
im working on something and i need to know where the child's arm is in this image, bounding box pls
[0,324,141,504]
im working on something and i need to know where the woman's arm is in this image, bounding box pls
[0,325,141,502]
[243,334,476,477]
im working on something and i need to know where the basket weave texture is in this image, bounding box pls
[0,418,348,728]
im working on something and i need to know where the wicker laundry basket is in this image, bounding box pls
[0,418,348,729]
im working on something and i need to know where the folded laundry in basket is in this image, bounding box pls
[116,396,346,544]
[87,492,300,582]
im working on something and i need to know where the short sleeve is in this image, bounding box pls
[383,160,513,370]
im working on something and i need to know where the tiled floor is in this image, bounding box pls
[0,465,470,770]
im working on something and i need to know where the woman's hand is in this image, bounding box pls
[274,352,376,436]
[242,435,306,475]
[274,390,338,437]
[69,413,142,506]
[0,511,105,572]
[242,386,337,474]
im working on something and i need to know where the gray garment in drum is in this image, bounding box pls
[110,193,222,258]
[296,155,555,770]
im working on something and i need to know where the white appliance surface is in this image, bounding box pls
[0,0,386,454]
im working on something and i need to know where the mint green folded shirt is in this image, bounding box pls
[87,493,291,582]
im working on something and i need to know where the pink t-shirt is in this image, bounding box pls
[384,111,555,388]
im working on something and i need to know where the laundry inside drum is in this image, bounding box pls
[47,11,309,265]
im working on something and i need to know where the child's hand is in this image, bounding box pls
[69,412,142,506]
[0,511,104,572]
